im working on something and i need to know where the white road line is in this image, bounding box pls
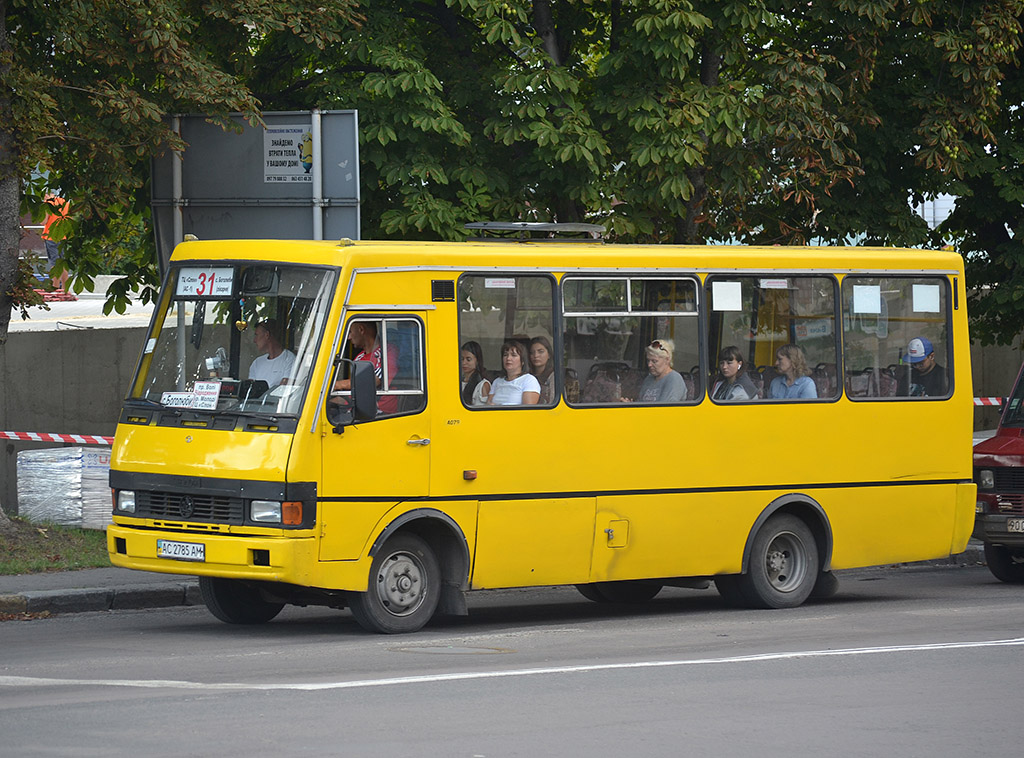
[2,637,1022,692]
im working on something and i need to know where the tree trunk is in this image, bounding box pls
[0,1,22,347]
[680,36,722,244]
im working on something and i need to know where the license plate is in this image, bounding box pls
[157,539,206,562]
[1007,518,1024,534]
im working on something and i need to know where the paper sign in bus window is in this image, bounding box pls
[712,281,743,311]
[852,285,882,314]
[912,284,941,313]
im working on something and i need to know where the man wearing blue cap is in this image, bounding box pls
[898,336,948,397]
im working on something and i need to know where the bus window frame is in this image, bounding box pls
[704,272,842,405]
[332,314,428,420]
[839,273,954,402]
[561,272,703,409]
[456,271,559,411]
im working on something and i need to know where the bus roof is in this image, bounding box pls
[169,238,965,273]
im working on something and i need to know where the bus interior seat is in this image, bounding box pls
[813,363,837,398]
[679,371,696,400]
[581,362,630,403]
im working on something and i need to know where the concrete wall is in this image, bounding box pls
[1,327,147,515]
[1,324,1022,516]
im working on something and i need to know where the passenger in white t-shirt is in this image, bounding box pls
[487,341,541,406]
[248,319,296,389]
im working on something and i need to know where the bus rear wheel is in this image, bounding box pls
[199,577,285,624]
[575,581,663,604]
[738,514,819,609]
[349,533,441,634]
[984,542,1024,584]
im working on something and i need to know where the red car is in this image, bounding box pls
[974,361,1024,583]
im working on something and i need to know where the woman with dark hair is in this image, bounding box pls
[488,341,541,405]
[529,336,556,405]
[769,343,817,399]
[460,341,491,406]
[712,345,758,401]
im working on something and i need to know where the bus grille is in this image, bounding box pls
[135,491,245,524]
[993,468,1024,492]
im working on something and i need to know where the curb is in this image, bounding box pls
[0,581,201,616]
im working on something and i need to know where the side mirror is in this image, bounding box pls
[349,360,378,421]
[327,358,378,430]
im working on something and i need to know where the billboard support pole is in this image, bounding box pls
[312,108,323,241]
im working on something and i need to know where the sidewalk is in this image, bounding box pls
[0,541,987,618]
[0,566,200,616]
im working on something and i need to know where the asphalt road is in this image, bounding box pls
[2,564,1022,757]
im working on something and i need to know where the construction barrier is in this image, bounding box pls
[2,430,114,445]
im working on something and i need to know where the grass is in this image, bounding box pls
[0,516,111,575]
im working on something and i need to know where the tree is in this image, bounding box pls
[243,1,865,245]
[0,0,360,345]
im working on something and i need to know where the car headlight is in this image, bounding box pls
[979,470,995,489]
[116,490,136,514]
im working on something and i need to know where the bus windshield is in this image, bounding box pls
[130,262,336,417]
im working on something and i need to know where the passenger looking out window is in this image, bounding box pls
[898,337,948,397]
[529,337,556,405]
[623,339,687,403]
[768,344,817,399]
[712,346,758,401]
[488,341,541,405]
[460,341,491,406]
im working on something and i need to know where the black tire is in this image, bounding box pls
[575,581,662,604]
[984,542,1024,584]
[199,577,284,624]
[349,533,441,634]
[738,514,819,609]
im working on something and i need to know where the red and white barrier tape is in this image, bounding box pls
[974,398,1003,406]
[2,431,113,445]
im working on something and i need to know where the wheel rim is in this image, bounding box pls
[373,550,427,617]
[762,531,809,594]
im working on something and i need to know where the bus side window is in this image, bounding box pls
[457,274,556,408]
[707,275,839,402]
[563,276,700,405]
[842,277,950,400]
[335,317,425,418]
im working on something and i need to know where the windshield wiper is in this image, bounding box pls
[125,397,165,409]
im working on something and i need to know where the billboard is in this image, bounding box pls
[152,110,359,270]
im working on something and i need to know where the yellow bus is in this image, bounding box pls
[107,224,976,633]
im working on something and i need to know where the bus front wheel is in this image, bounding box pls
[984,542,1024,584]
[738,514,819,609]
[199,577,285,624]
[349,533,441,634]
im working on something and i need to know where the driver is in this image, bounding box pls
[248,319,296,389]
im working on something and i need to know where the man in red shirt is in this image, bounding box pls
[335,321,399,415]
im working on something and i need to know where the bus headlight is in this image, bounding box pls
[251,500,303,525]
[251,500,282,524]
[116,490,136,514]
[978,470,995,489]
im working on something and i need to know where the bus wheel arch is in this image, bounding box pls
[742,495,833,576]
[717,495,833,609]
[368,508,471,618]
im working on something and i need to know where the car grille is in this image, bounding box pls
[135,491,245,525]
[993,468,1024,492]
[995,493,1024,515]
